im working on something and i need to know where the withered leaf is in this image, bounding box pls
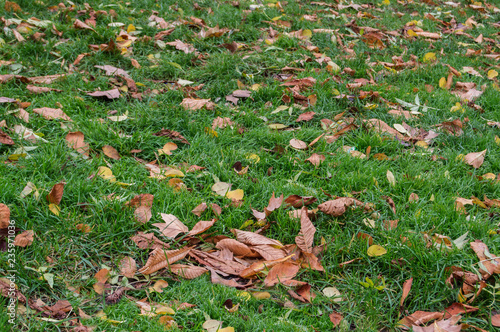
[153,214,189,238]
[284,195,317,208]
[166,40,197,54]
[400,277,413,307]
[65,131,89,156]
[131,231,169,249]
[264,261,300,287]
[295,207,315,253]
[14,230,34,247]
[73,19,96,32]
[0,204,10,229]
[119,256,137,278]
[318,197,369,216]
[329,312,343,328]
[169,264,208,279]
[139,246,191,275]
[192,203,208,217]
[290,138,308,150]
[305,153,325,167]
[0,129,14,145]
[188,219,216,236]
[215,238,254,257]
[232,229,283,247]
[240,255,293,278]
[102,145,120,160]
[296,111,315,122]
[95,65,131,78]
[87,89,121,100]
[464,149,486,169]
[33,108,72,121]
[181,98,215,111]
[153,128,190,144]
[264,192,283,215]
[46,182,65,205]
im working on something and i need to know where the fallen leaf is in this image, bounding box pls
[296,112,315,122]
[74,19,96,32]
[0,129,14,145]
[192,203,208,216]
[387,170,396,186]
[169,264,208,279]
[65,131,89,156]
[152,129,190,145]
[46,182,65,205]
[329,312,343,328]
[119,256,137,278]
[0,204,11,228]
[264,261,300,287]
[158,142,178,156]
[152,280,169,293]
[166,40,197,54]
[492,314,500,327]
[153,214,189,238]
[226,189,244,201]
[400,277,413,307]
[139,246,192,275]
[290,138,308,150]
[102,145,120,160]
[14,230,34,247]
[95,65,131,78]
[87,89,121,100]
[295,207,316,253]
[212,182,231,196]
[367,245,387,257]
[188,219,216,236]
[33,108,72,121]
[464,150,486,168]
[181,98,215,111]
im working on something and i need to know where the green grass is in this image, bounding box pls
[1,0,500,330]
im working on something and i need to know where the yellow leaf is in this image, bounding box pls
[97,166,116,182]
[156,306,175,315]
[48,203,60,216]
[252,291,271,299]
[482,173,496,180]
[127,24,136,33]
[271,15,283,21]
[152,280,169,293]
[246,153,260,163]
[495,135,500,145]
[415,141,428,148]
[450,102,462,112]
[268,123,288,130]
[238,292,251,301]
[367,245,387,257]
[250,84,261,91]
[163,169,184,177]
[218,328,235,332]
[204,127,218,137]
[407,29,417,37]
[439,77,447,88]
[226,189,244,201]
[423,52,436,63]
[382,0,390,5]
[158,142,178,156]
[455,154,465,162]
[487,69,498,79]
[302,29,312,39]
[8,153,27,161]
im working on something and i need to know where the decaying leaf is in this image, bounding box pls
[139,246,191,275]
[153,214,189,238]
[464,149,486,169]
[46,182,65,205]
[102,145,121,160]
[0,204,11,228]
[33,108,72,121]
[119,256,137,278]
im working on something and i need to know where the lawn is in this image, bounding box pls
[1,0,500,331]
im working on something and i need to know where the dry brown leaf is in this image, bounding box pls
[295,207,316,253]
[14,230,34,247]
[181,98,215,111]
[73,19,96,32]
[329,312,343,328]
[27,85,62,94]
[264,261,300,287]
[0,204,10,229]
[399,311,444,328]
[192,203,208,216]
[139,246,191,275]
[65,131,89,156]
[296,111,315,122]
[400,277,413,307]
[119,256,137,278]
[212,117,234,129]
[284,195,317,208]
[215,239,254,257]
[131,231,169,250]
[290,138,308,150]
[232,229,283,247]
[492,314,500,327]
[166,40,197,54]
[464,149,486,168]
[153,214,189,238]
[95,65,130,78]
[252,245,286,261]
[318,197,369,216]
[0,129,14,145]
[265,192,283,215]
[188,219,216,236]
[0,278,26,303]
[409,193,419,203]
[33,108,72,121]
[152,128,190,145]
[240,255,293,278]
[46,182,65,205]
[102,145,120,160]
[87,89,121,100]
[305,153,325,167]
[169,264,208,279]
[470,240,500,279]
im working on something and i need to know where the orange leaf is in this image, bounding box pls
[102,145,121,160]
